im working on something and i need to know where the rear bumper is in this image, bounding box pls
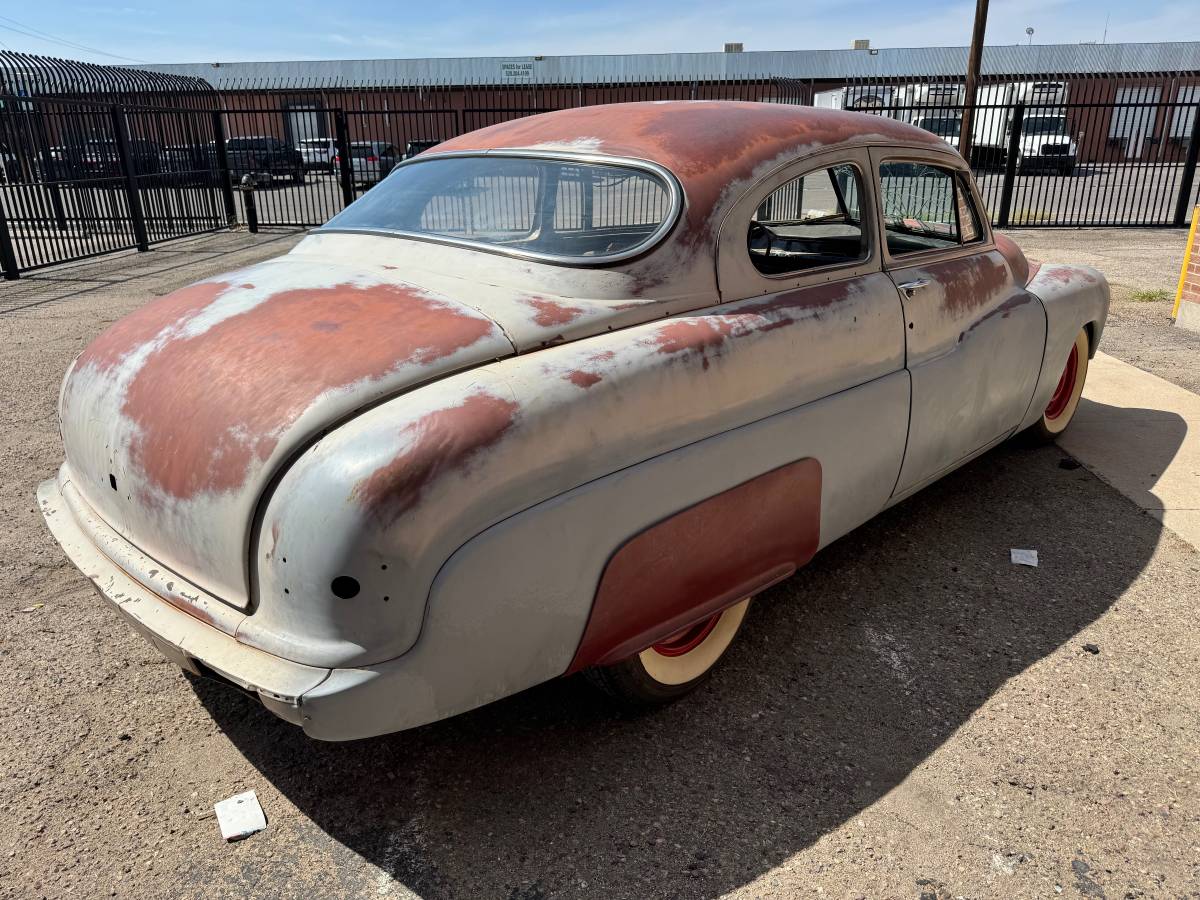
[37,469,392,740]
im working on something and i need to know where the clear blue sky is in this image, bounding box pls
[0,1,1195,65]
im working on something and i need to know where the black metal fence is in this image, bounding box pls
[2,65,1199,279]
[0,95,232,273]
[826,71,1200,227]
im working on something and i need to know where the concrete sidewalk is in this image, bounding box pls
[1059,351,1200,549]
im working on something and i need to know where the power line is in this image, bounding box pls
[0,14,149,64]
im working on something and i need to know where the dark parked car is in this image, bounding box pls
[403,139,441,160]
[214,136,305,186]
[160,144,214,185]
[40,138,162,182]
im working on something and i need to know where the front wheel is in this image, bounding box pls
[1028,328,1090,442]
[583,598,750,706]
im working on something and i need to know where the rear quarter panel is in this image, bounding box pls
[1015,263,1110,432]
[250,272,909,671]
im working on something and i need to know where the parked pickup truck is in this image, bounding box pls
[213,136,305,186]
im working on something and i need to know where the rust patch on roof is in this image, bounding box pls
[352,391,519,527]
[120,282,502,500]
[526,297,586,327]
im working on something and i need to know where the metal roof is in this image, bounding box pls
[136,41,1200,89]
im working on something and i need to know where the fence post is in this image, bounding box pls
[1173,103,1200,228]
[0,199,19,280]
[334,110,355,208]
[997,101,1025,229]
[239,175,258,233]
[110,103,149,252]
[210,111,237,225]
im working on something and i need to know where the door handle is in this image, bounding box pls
[896,278,930,298]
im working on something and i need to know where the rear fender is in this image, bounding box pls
[1016,263,1110,432]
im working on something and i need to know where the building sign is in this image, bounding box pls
[500,61,536,82]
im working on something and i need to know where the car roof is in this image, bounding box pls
[434,100,947,175]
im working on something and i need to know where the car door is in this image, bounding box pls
[714,147,912,543]
[870,150,1046,498]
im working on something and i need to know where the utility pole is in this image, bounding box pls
[958,0,989,164]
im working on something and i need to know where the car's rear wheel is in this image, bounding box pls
[583,598,750,706]
[1029,328,1090,441]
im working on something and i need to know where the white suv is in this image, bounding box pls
[297,138,337,173]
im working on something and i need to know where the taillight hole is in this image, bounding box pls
[331,576,360,599]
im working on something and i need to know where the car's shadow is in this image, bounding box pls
[193,402,1183,899]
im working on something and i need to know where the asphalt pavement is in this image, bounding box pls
[0,227,1197,900]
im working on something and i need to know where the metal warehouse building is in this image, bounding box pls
[138,41,1200,171]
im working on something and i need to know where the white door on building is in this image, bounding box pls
[1109,87,1161,159]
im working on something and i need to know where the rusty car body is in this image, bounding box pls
[38,102,1109,740]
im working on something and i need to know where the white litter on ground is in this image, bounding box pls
[214,790,267,841]
[1010,548,1039,567]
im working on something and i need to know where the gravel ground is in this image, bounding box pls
[1,229,1198,900]
[1003,228,1200,395]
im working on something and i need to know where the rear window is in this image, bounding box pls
[322,154,678,262]
[300,138,329,147]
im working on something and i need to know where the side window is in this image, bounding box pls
[955,175,982,243]
[747,163,867,276]
[879,161,984,255]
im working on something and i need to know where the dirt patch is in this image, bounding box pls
[1003,227,1200,394]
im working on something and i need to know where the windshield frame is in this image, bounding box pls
[317,149,685,267]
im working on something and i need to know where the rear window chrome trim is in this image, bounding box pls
[317,148,685,268]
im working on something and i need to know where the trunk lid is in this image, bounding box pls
[59,256,515,608]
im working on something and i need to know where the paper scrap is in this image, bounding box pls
[214,790,266,841]
[1010,548,1039,567]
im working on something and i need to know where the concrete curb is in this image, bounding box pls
[1057,351,1200,551]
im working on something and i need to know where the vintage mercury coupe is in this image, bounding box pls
[39,102,1108,740]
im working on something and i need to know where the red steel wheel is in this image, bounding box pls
[1028,328,1090,442]
[583,598,751,705]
